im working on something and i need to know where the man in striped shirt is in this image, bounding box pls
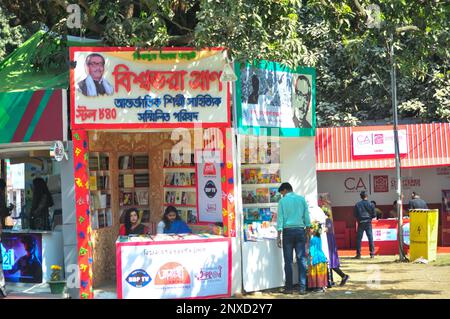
[276,182,311,295]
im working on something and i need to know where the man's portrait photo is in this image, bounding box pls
[291,74,312,128]
[77,53,114,97]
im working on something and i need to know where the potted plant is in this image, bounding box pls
[48,265,66,294]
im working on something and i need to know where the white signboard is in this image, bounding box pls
[352,130,408,157]
[196,150,223,223]
[10,164,25,189]
[118,239,230,299]
[70,48,230,128]
[362,228,397,242]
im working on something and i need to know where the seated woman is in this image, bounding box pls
[119,208,149,236]
[157,206,192,234]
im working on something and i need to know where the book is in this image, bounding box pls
[121,192,134,206]
[91,193,101,209]
[134,174,149,187]
[179,210,188,223]
[181,192,188,205]
[133,155,149,169]
[135,190,149,205]
[242,190,257,204]
[190,172,196,186]
[89,156,99,171]
[106,209,113,227]
[260,208,272,221]
[99,155,109,170]
[175,191,182,205]
[91,211,99,230]
[242,168,258,184]
[165,191,176,204]
[119,155,132,170]
[245,208,260,221]
[140,210,150,223]
[89,175,97,191]
[269,187,281,203]
[98,211,106,228]
[99,194,108,209]
[256,188,269,203]
[124,174,134,188]
[187,210,197,223]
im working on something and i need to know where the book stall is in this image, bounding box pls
[69,47,236,299]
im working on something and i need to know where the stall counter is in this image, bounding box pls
[360,218,410,255]
[116,234,231,299]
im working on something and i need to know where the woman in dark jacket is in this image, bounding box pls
[30,178,54,231]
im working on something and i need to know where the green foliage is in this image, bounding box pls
[0,6,30,61]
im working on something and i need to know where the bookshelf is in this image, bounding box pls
[162,150,197,224]
[89,152,112,230]
[118,153,150,227]
[240,138,281,240]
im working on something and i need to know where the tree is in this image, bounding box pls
[0,6,32,61]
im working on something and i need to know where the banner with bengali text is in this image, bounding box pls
[70,47,230,129]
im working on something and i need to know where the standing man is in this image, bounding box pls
[409,192,428,209]
[276,182,311,295]
[354,191,376,259]
[77,53,114,97]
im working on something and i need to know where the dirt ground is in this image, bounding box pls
[241,253,450,299]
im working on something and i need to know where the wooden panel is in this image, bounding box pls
[87,131,182,286]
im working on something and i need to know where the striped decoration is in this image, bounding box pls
[315,123,450,171]
[0,89,63,143]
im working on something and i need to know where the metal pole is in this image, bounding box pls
[390,34,407,261]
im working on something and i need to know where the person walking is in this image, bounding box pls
[276,182,311,295]
[354,191,376,259]
[324,210,349,287]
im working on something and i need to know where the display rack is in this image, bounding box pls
[89,152,112,229]
[240,138,281,241]
[162,150,197,224]
[118,153,151,227]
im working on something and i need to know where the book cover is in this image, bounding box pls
[89,175,97,191]
[121,192,134,206]
[187,210,197,223]
[190,172,196,186]
[260,208,272,221]
[99,155,109,170]
[245,208,260,221]
[269,187,281,203]
[242,190,257,204]
[175,191,182,205]
[124,174,134,188]
[181,192,188,205]
[165,191,175,204]
[135,190,149,205]
[186,192,196,205]
[256,188,269,203]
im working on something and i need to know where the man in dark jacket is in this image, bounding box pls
[409,192,428,210]
[354,191,376,259]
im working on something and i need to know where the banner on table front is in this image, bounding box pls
[196,150,223,223]
[119,239,230,299]
[70,48,230,128]
[362,221,410,244]
[236,60,316,136]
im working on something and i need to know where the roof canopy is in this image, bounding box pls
[316,123,450,171]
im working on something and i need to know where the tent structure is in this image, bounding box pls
[0,30,102,144]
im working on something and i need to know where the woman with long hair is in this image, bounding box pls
[119,208,149,236]
[30,177,54,231]
[157,206,192,234]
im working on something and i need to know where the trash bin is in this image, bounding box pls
[409,209,439,262]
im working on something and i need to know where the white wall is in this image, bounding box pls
[281,137,317,201]
[317,167,450,207]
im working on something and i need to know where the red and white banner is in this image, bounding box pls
[352,130,408,157]
[70,47,230,129]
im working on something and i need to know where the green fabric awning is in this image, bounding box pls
[0,30,69,92]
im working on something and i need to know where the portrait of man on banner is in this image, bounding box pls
[77,53,114,97]
[291,74,313,128]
